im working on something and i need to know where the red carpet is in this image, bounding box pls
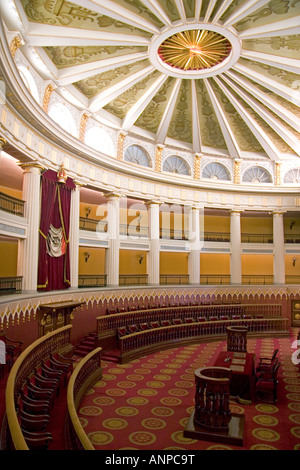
[78,329,300,450]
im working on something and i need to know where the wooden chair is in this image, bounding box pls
[117,326,127,338]
[0,333,23,369]
[255,361,281,403]
[22,429,53,450]
[161,320,172,327]
[186,318,195,323]
[227,326,248,353]
[139,322,149,331]
[256,349,279,373]
[173,318,182,325]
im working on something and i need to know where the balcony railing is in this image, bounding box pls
[119,274,149,286]
[160,274,189,285]
[242,275,274,285]
[285,275,300,284]
[285,234,300,244]
[78,275,107,288]
[160,228,188,240]
[241,233,273,243]
[204,232,230,242]
[79,217,107,233]
[0,192,25,217]
[119,224,149,238]
[0,277,22,296]
[200,275,231,285]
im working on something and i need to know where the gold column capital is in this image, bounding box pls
[10,35,24,58]
[117,131,127,161]
[79,113,90,142]
[0,137,7,150]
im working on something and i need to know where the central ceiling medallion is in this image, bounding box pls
[158,30,232,71]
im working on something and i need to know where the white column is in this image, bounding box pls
[69,181,81,288]
[273,211,285,284]
[106,193,120,287]
[20,163,42,292]
[230,210,242,284]
[147,201,160,285]
[188,206,200,285]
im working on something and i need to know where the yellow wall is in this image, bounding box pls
[79,247,105,275]
[204,215,230,233]
[80,202,107,220]
[0,186,23,200]
[241,254,273,275]
[200,253,230,274]
[160,252,188,274]
[284,216,300,236]
[119,250,147,274]
[241,217,272,234]
[285,254,300,276]
[0,241,18,277]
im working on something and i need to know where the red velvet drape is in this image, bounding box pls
[37,169,75,291]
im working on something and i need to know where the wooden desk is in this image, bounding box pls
[38,300,85,338]
[214,351,256,403]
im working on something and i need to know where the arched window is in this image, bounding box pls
[163,156,190,175]
[85,126,115,157]
[284,168,300,184]
[202,162,230,181]
[48,102,77,137]
[124,145,151,167]
[242,166,272,184]
[17,65,39,103]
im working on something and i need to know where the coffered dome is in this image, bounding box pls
[1,0,300,164]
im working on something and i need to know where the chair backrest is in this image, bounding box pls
[272,349,279,361]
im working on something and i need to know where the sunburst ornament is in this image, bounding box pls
[158,30,232,71]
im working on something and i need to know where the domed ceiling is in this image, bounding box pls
[4,0,300,161]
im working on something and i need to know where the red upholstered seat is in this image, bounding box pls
[117,327,127,338]
[127,324,139,333]
[209,316,218,321]
[139,322,149,331]
[243,315,252,319]
[197,317,206,322]
[185,318,195,323]
[161,320,171,327]
[232,315,241,320]
[221,316,228,321]
[150,321,160,328]
[173,318,182,325]
[256,361,281,403]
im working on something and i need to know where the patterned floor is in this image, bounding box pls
[78,329,300,450]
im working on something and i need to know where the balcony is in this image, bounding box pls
[200,275,231,285]
[241,233,273,243]
[0,276,23,296]
[79,217,107,233]
[242,275,274,285]
[160,274,189,285]
[78,275,107,288]
[0,192,25,217]
[119,274,149,286]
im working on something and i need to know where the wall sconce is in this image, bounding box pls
[84,252,90,263]
[138,255,144,264]
[85,207,91,218]
[293,257,297,267]
[290,220,295,230]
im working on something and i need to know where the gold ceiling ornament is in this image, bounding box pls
[158,30,231,71]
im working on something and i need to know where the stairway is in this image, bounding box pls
[74,331,97,357]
